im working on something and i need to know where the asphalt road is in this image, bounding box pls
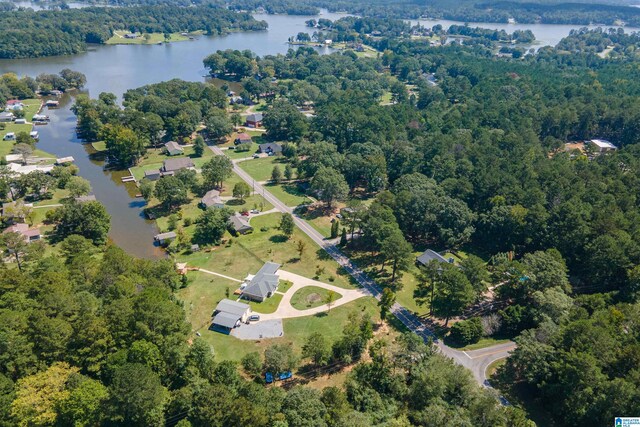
[211,146,516,390]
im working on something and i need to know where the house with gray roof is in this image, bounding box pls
[164,141,184,156]
[242,262,280,302]
[258,142,282,155]
[162,158,195,174]
[154,231,176,245]
[201,189,224,209]
[245,113,263,128]
[228,214,253,234]
[416,249,453,267]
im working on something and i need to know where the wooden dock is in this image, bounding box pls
[121,176,136,183]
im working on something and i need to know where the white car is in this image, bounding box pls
[250,209,260,214]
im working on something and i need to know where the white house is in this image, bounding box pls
[588,139,618,154]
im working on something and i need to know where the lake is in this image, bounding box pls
[0,7,630,257]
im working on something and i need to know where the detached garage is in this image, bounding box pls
[211,299,251,334]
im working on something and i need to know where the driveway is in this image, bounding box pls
[232,319,283,340]
[259,270,369,320]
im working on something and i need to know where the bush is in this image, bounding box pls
[183,217,193,227]
[449,317,483,345]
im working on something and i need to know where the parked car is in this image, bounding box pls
[252,153,260,158]
[241,211,250,216]
[248,314,260,322]
[250,209,260,214]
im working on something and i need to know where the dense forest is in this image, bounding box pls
[0,5,267,59]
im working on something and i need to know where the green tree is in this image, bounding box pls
[459,254,489,294]
[310,166,349,209]
[193,208,231,245]
[330,219,339,239]
[339,228,348,246]
[279,213,295,239]
[194,135,206,157]
[379,227,413,283]
[302,332,331,366]
[50,201,111,245]
[325,290,336,312]
[431,265,475,326]
[204,110,233,141]
[449,317,483,345]
[233,181,250,202]
[241,352,262,377]
[202,155,233,189]
[65,176,92,198]
[263,100,309,141]
[264,344,297,376]
[107,363,169,427]
[154,176,188,209]
[284,163,294,181]
[56,376,109,427]
[10,362,78,427]
[100,124,146,167]
[378,288,396,321]
[271,165,283,183]
[1,231,28,271]
[139,179,155,202]
[282,387,327,427]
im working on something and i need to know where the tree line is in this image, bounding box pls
[0,5,267,58]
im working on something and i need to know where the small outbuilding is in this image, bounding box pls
[154,231,177,244]
[212,298,252,333]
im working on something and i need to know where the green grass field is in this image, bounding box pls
[247,293,283,314]
[238,156,289,182]
[105,31,192,45]
[265,182,311,207]
[290,286,342,310]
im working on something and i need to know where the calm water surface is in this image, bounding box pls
[0,8,632,257]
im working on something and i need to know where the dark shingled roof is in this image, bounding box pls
[242,262,280,300]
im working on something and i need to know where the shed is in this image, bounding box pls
[214,298,251,322]
[164,141,184,156]
[144,169,162,181]
[212,312,241,331]
[14,119,26,125]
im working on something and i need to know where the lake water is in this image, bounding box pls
[0,7,631,257]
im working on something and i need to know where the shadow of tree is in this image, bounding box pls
[226,198,246,206]
[269,234,288,243]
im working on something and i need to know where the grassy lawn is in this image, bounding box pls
[444,336,512,351]
[246,293,283,314]
[298,205,339,239]
[394,267,430,316]
[379,91,393,105]
[238,156,288,182]
[290,286,342,310]
[129,147,212,180]
[224,144,258,159]
[0,98,44,157]
[265,182,311,207]
[176,213,355,290]
[105,30,192,45]
[486,358,507,379]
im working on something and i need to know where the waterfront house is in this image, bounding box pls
[162,157,195,174]
[245,113,263,128]
[164,141,184,156]
[154,231,177,244]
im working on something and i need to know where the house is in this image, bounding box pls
[245,113,263,128]
[416,249,454,267]
[154,231,177,244]
[124,33,138,39]
[164,141,184,156]
[212,299,252,332]
[201,189,224,209]
[588,139,618,154]
[5,100,23,108]
[228,214,253,234]
[0,112,14,122]
[162,158,195,174]
[234,133,252,145]
[3,223,41,243]
[14,119,26,125]
[74,195,97,203]
[242,262,281,302]
[258,142,282,155]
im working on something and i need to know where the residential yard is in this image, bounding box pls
[129,146,213,181]
[265,182,311,207]
[176,213,356,290]
[238,156,289,182]
[224,145,257,160]
[247,293,283,314]
[105,30,193,45]
[290,286,342,310]
[0,98,45,156]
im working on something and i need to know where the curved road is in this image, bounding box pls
[211,146,515,389]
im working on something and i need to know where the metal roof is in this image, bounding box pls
[212,312,239,329]
[215,299,250,317]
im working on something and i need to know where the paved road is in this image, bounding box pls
[211,145,515,388]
